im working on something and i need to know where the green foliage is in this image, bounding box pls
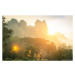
[4,58,12,61]
[22,57,30,60]
[2,16,13,60]
[3,32,73,61]
[11,52,16,59]
[25,46,39,58]
[22,57,36,61]
[55,49,73,60]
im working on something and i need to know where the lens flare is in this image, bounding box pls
[13,46,19,52]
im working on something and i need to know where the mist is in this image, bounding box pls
[6,18,73,49]
[3,16,73,61]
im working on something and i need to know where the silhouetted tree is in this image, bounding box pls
[3,16,13,60]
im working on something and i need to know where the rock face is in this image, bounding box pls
[35,19,48,34]
[35,19,48,38]
[7,19,48,38]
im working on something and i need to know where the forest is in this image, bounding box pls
[2,16,73,61]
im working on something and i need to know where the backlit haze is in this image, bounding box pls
[4,15,73,47]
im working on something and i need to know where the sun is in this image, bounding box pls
[47,24,56,35]
[48,31,55,35]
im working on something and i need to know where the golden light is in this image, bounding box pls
[47,23,56,35]
[48,31,55,35]
[13,46,19,52]
[47,21,61,35]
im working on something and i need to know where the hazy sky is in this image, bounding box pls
[5,15,73,37]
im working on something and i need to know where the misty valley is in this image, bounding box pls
[2,16,73,61]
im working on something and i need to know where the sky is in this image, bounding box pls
[4,15,73,39]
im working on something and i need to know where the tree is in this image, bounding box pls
[47,42,56,60]
[2,16,13,60]
[24,46,39,60]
